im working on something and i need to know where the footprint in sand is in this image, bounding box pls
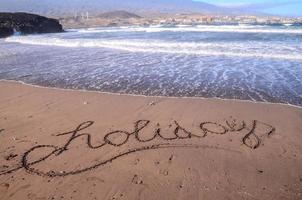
[159,169,169,176]
[168,155,174,164]
[132,174,143,184]
[134,158,140,165]
[86,176,105,186]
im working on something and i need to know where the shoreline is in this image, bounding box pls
[1,79,301,110]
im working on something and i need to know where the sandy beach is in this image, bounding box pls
[0,80,302,200]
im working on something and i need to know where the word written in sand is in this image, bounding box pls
[0,118,275,177]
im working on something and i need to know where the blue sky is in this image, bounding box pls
[195,0,302,16]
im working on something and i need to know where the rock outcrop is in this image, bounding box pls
[0,26,13,38]
[0,12,63,38]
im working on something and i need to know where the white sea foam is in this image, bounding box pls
[2,25,302,107]
[5,36,302,61]
[75,25,302,34]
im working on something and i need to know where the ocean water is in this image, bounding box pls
[0,25,302,106]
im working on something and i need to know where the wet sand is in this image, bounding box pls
[0,80,302,200]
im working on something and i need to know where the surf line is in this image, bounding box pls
[0,119,275,177]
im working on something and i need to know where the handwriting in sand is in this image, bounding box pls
[0,118,275,177]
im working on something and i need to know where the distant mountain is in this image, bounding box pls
[98,11,141,19]
[0,0,235,16]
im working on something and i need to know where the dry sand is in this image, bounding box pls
[0,80,302,200]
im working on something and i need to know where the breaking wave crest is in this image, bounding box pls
[5,36,302,61]
[76,25,302,34]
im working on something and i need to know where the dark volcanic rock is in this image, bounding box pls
[0,12,63,38]
[0,26,13,38]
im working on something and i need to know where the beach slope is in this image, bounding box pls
[0,81,301,200]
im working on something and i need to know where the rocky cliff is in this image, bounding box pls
[0,12,63,38]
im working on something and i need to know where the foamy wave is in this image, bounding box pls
[76,25,302,34]
[5,36,302,61]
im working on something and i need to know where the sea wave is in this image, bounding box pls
[76,25,302,34]
[5,36,302,61]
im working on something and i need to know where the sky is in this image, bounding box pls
[196,0,302,16]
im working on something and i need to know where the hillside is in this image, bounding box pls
[98,11,141,19]
[0,0,233,16]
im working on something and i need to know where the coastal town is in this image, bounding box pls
[60,11,302,28]
[153,14,302,25]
